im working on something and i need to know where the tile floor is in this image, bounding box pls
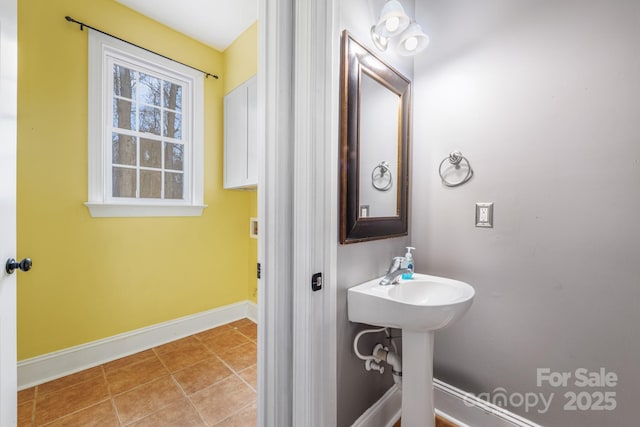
[393,415,458,427]
[393,414,458,427]
[18,318,257,426]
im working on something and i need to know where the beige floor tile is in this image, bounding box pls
[106,356,169,395]
[199,330,250,354]
[18,401,34,427]
[34,375,110,426]
[213,402,257,426]
[217,342,257,372]
[126,399,205,427]
[189,376,255,426]
[45,400,119,427]
[37,366,104,396]
[18,387,35,405]
[154,336,212,372]
[237,324,257,342]
[19,321,259,426]
[394,415,458,427]
[238,365,257,391]
[227,319,254,329]
[103,349,157,373]
[113,376,183,425]
[173,357,233,395]
[195,325,233,342]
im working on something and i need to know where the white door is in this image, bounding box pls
[0,0,18,424]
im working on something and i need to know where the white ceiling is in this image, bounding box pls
[115,0,258,51]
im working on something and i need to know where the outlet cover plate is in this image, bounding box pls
[475,202,494,228]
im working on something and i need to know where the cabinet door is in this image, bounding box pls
[224,84,249,189]
[246,77,258,185]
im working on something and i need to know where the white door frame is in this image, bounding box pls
[291,0,338,426]
[258,0,338,425]
[0,0,18,424]
[257,0,294,425]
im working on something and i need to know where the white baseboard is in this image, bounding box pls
[351,379,543,427]
[18,300,256,390]
[433,379,544,427]
[351,384,402,427]
[246,300,258,323]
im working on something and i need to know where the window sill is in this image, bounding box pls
[85,202,207,218]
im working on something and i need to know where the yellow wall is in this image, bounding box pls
[17,0,255,359]
[223,22,259,303]
[223,22,259,94]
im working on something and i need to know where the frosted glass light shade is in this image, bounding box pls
[396,22,429,56]
[370,25,389,51]
[373,0,410,38]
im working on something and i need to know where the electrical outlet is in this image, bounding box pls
[475,202,493,228]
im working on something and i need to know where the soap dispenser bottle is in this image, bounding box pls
[401,247,415,279]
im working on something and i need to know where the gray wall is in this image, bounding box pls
[412,0,640,425]
[337,240,408,426]
[337,1,414,426]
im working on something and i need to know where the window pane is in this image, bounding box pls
[139,105,161,135]
[140,170,161,198]
[113,99,136,130]
[138,73,161,106]
[163,111,182,139]
[165,172,183,199]
[163,81,182,112]
[140,138,161,168]
[112,133,137,166]
[113,65,136,99]
[112,167,136,197]
[164,142,184,171]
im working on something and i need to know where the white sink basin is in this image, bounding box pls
[348,273,475,427]
[348,273,475,332]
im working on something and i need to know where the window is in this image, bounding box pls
[85,30,206,217]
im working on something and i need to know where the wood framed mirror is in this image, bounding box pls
[339,31,411,244]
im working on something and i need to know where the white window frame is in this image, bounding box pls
[85,29,206,217]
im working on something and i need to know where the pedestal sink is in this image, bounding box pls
[347,273,475,427]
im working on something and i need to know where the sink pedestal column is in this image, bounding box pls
[401,330,435,427]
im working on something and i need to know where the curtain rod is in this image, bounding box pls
[65,16,219,79]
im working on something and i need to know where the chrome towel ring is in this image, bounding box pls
[439,151,474,187]
[372,161,393,191]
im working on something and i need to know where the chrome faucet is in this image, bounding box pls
[379,257,411,286]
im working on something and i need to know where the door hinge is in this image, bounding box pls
[311,272,323,292]
[257,262,261,279]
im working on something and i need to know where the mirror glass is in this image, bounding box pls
[340,31,411,244]
[358,71,401,218]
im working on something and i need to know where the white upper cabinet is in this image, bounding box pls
[224,76,257,189]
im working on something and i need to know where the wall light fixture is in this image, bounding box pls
[370,0,429,56]
[396,21,429,56]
